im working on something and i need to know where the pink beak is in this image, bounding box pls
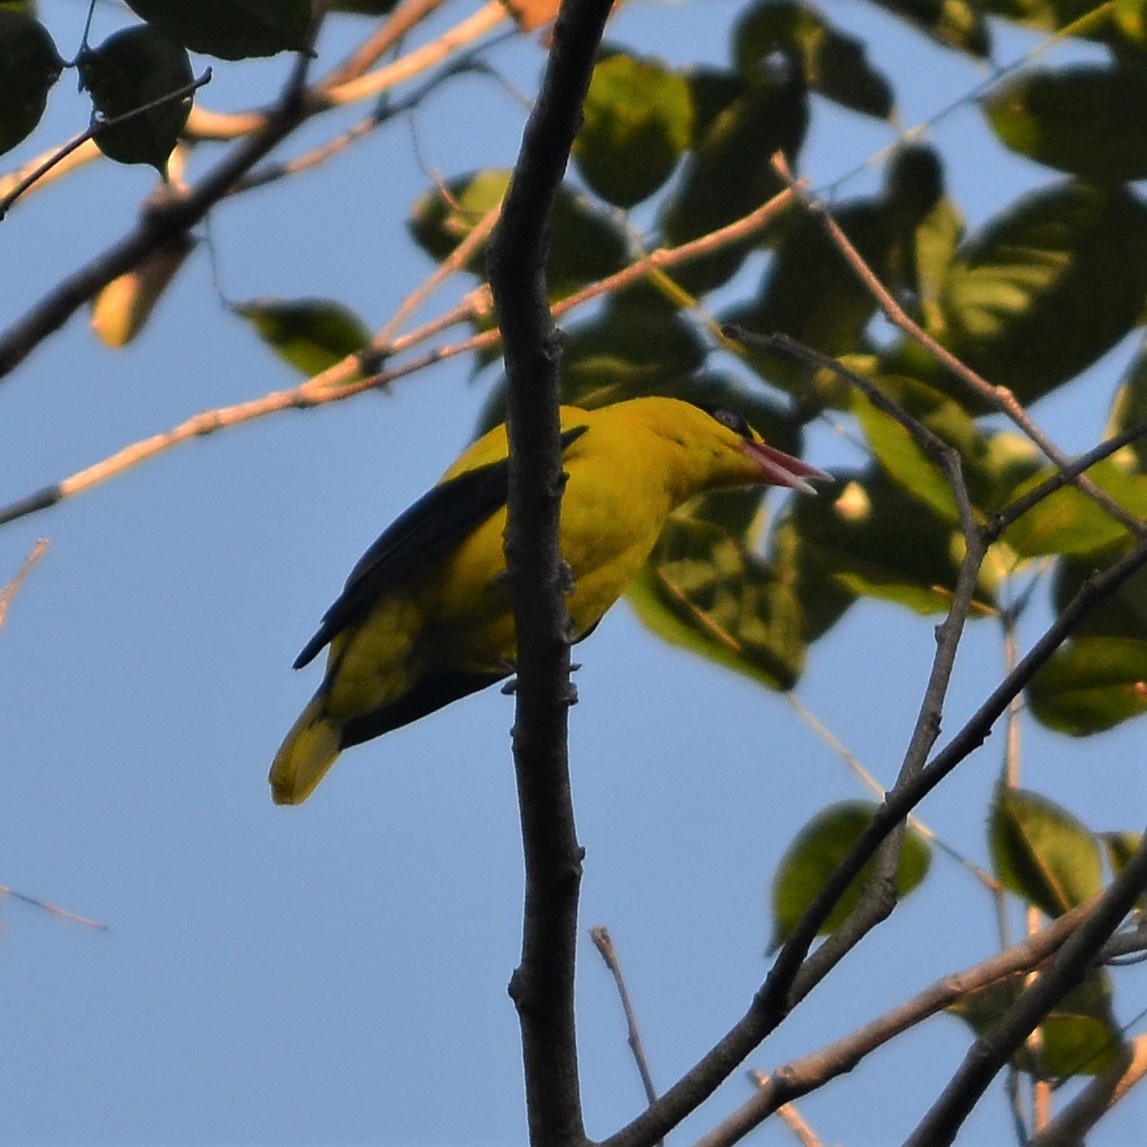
[744,441,832,495]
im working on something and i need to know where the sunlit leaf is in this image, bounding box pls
[1003,459,1147,559]
[91,235,195,347]
[1027,636,1147,735]
[990,785,1102,915]
[937,182,1147,407]
[769,801,931,948]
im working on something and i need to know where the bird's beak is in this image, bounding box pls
[743,440,832,495]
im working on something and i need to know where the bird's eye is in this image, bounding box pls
[710,407,751,438]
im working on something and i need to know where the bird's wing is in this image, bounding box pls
[293,424,589,669]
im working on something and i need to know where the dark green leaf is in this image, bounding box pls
[553,292,706,405]
[78,25,193,174]
[990,785,1102,914]
[734,0,894,118]
[769,801,931,948]
[124,0,312,59]
[948,969,1123,1078]
[573,51,693,208]
[1104,335,1147,473]
[866,0,990,56]
[626,514,807,691]
[0,11,62,156]
[985,66,1147,181]
[1027,636,1147,735]
[779,468,998,617]
[726,145,944,403]
[234,297,372,377]
[407,170,627,298]
[1053,542,1147,643]
[659,65,808,294]
[937,182,1147,407]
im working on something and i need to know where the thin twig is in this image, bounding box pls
[0,189,794,530]
[747,1072,823,1147]
[0,884,106,930]
[694,899,1098,1147]
[784,692,1001,895]
[590,927,659,1112]
[0,539,49,627]
[904,830,1147,1147]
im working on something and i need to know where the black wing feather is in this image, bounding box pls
[293,424,588,669]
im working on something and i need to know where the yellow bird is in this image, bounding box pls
[270,397,827,804]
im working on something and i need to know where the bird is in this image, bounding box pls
[270,397,828,804]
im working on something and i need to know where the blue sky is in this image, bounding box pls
[3,1,1146,1143]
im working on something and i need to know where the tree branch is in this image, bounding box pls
[695,899,1098,1147]
[905,832,1147,1147]
[486,0,614,1142]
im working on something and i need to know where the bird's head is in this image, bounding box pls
[702,405,831,495]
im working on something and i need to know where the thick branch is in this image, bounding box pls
[486,0,614,1143]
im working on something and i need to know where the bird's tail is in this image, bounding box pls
[270,695,342,805]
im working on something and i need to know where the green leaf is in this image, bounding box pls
[781,468,998,617]
[625,512,807,691]
[937,181,1147,407]
[552,292,706,406]
[733,0,894,118]
[659,65,808,294]
[124,0,312,59]
[725,145,944,403]
[990,785,1102,915]
[1052,540,1147,651]
[1101,831,1143,878]
[1003,459,1147,559]
[407,170,627,298]
[769,801,931,948]
[985,66,1147,182]
[234,297,372,377]
[1114,0,1147,42]
[0,11,62,157]
[78,25,193,174]
[865,0,990,56]
[850,372,1040,527]
[948,969,1123,1078]
[573,51,693,208]
[1027,636,1147,735]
